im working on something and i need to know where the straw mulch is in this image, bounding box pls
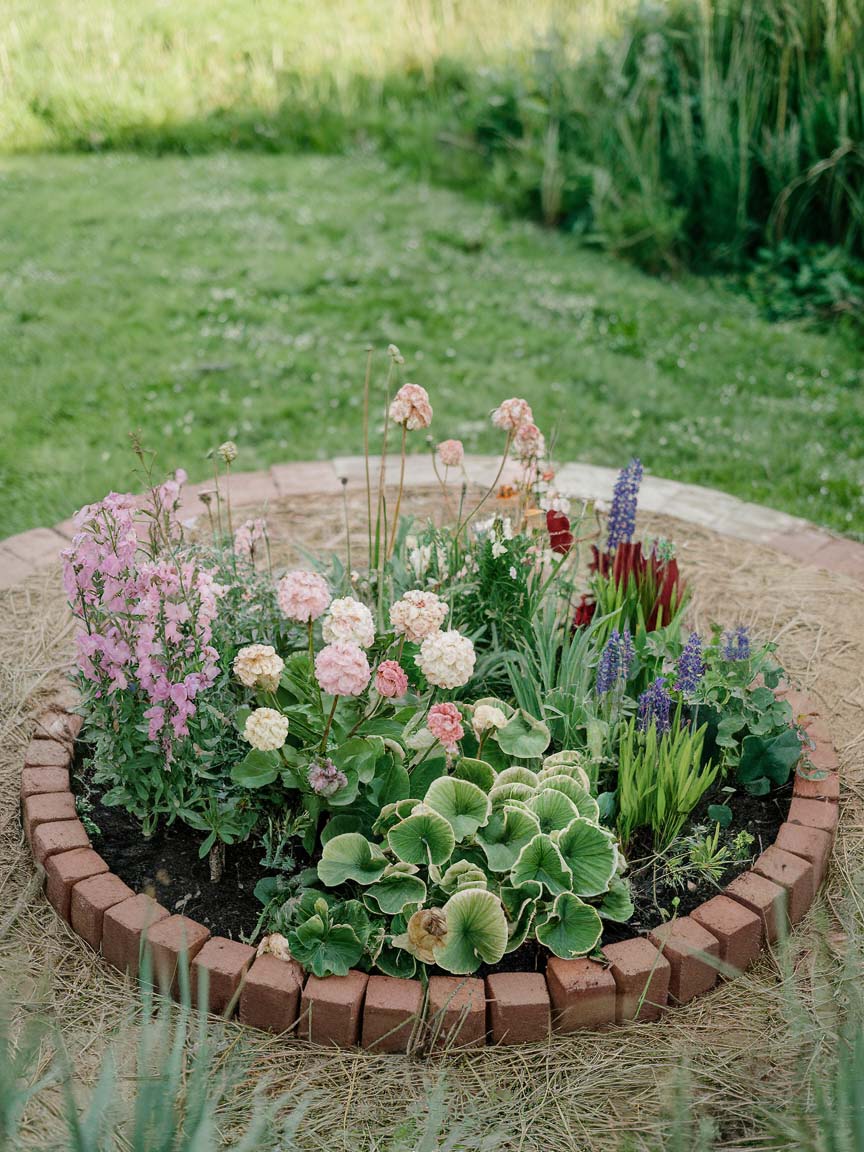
[1,491,862,1151]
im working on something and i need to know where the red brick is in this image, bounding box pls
[426,976,486,1049]
[649,917,721,1003]
[486,973,550,1045]
[361,976,424,1053]
[44,848,108,921]
[300,971,368,1047]
[752,846,814,924]
[22,792,77,843]
[24,739,70,769]
[601,938,671,1023]
[774,822,832,890]
[239,954,305,1034]
[32,819,90,865]
[191,937,256,1016]
[691,895,762,975]
[145,915,211,995]
[32,709,83,748]
[20,766,70,799]
[725,870,787,942]
[71,873,136,950]
[787,797,839,838]
[546,957,617,1032]
[793,766,840,802]
[102,894,169,977]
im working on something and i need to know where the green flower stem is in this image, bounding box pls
[320,695,339,753]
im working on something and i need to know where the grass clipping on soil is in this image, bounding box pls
[1,489,863,1150]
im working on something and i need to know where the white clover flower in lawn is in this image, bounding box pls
[472,703,508,739]
[389,588,449,642]
[416,629,476,690]
[233,644,284,692]
[321,596,375,648]
[244,707,289,751]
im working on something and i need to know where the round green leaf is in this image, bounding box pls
[476,805,541,872]
[287,916,364,977]
[489,781,534,808]
[598,875,635,923]
[316,833,389,887]
[375,938,417,979]
[432,889,508,974]
[555,817,618,897]
[495,765,539,789]
[372,798,418,838]
[527,788,579,834]
[510,833,572,896]
[320,814,364,844]
[439,859,488,894]
[540,751,591,791]
[424,776,491,841]
[541,774,601,822]
[495,710,551,759]
[332,735,385,783]
[499,882,542,953]
[365,866,428,915]
[453,758,496,792]
[388,807,456,866]
[230,748,280,789]
[535,893,603,959]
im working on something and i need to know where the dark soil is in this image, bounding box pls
[73,755,789,959]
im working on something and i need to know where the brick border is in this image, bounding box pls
[8,463,847,1049]
[19,680,840,1050]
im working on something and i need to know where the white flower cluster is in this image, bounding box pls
[233,644,284,692]
[244,707,289,751]
[472,703,508,738]
[322,596,375,648]
[416,629,476,690]
[389,589,449,643]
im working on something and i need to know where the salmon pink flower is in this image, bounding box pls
[427,702,464,750]
[315,642,371,697]
[389,383,433,430]
[437,439,464,468]
[375,659,409,699]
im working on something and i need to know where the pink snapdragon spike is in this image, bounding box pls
[61,476,224,760]
[375,659,409,699]
[427,701,464,750]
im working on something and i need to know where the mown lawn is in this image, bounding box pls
[0,151,861,539]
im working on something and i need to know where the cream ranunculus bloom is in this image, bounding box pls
[233,644,284,691]
[243,707,289,751]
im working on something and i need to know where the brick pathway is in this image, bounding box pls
[1,457,862,589]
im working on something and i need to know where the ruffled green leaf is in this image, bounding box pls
[453,758,496,792]
[495,765,539,789]
[365,865,428,915]
[230,748,280,789]
[438,859,488,894]
[540,751,591,791]
[287,916,364,977]
[489,781,535,808]
[433,889,508,974]
[372,798,418,838]
[510,833,572,896]
[496,710,551,759]
[424,776,491,841]
[388,807,456,866]
[331,735,385,783]
[535,893,603,959]
[316,833,388,887]
[499,881,542,953]
[598,875,635,922]
[540,774,600,822]
[555,817,618,897]
[476,805,541,872]
[527,787,579,834]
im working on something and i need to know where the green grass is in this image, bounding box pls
[0,151,862,539]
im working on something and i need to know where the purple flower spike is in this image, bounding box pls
[638,676,672,733]
[607,458,643,550]
[674,631,704,695]
[596,627,634,695]
[723,625,751,661]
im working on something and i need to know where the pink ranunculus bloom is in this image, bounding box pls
[437,439,464,468]
[388,383,433,431]
[512,421,546,462]
[375,659,409,699]
[315,641,371,697]
[277,569,331,622]
[491,397,533,432]
[427,701,464,750]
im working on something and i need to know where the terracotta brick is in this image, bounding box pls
[787,796,839,838]
[752,846,814,924]
[793,766,840,802]
[601,938,671,1023]
[546,957,617,1032]
[300,971,368,1047]
[102,894,169,977]
[239,954,305,1034]
[32,709,83,748]
[486,973,550,1045]
[24,739,70,769]
[71,873,135,950]
[191,937,256,1016]
[725,870,787,942]
[767,529,834,565]
[20,766,70,799]
[426,976,486,1049]
[48,681,81,714]
[775,822,833,889]
[145,915,211,995]
[0,546,32,589]
[813,538,864,580]
[4,527,67,565]
[361,976,424,1053]
[32,819,90,865]
[691,895,762,975]
[222,470,279,509]
[271,461,341,497]
[44,848,109,921]
[649,917,721,1003]
[22,792,77,843]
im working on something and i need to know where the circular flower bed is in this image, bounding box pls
[22,349,841,1051]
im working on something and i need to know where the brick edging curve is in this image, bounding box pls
[21,689,841,1051]
[7,460,849,1050]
